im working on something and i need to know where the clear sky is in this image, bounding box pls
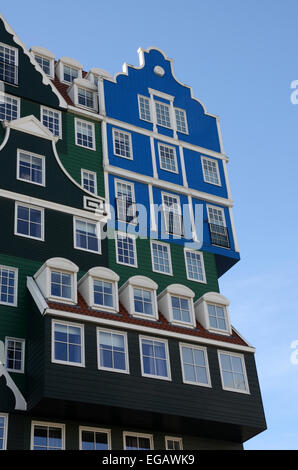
[1,0,298,450]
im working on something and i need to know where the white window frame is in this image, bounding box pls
[218,350,250,394]
[114,178,137,225]
[161,192,183,236]
[16,149,46,187]
[115,232,138,268]
[157,284,196,328]
[150,240,173,276]
[40,105,62,138]
[0,414,8,450]
[79,426,111,450]
[165,436,183,450]
[76,86,97,111]
[154,100,172,129]
[34,54,54,78]
[184,248,206,284]
[75,118,96,151]
[93,278,116,311]
[73,217,101,254]
[14,202,44,241]
[132,286,158,320]
[30,421,65,450]
[81,169,97,195]
[62,64,80,84]
[201,156,221,186]
[0,265,18,307]
[112,128,133,160]
[179,343,211,388]
[123,431,154,450]
[78,267,119,313]
[97,327,129,374]
[0,93,20,121]
[207,303,229,334]
[139,335,171,381]
[158,142,178,173]
[194,292,232,336]
[5,337,25,373]
[0,42,18,85]
[51,319,85,368]
[49,269,76,304]
[170,294,194,327]
[174,107,188,134]
[207,204,226,227]
[137,95,152,123]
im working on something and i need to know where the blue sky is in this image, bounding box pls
[1,0,298,449]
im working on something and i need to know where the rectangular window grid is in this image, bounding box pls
[15,204,43,240]
[138,96,151,122]
[174,108,188,133]
[94,280,114,308]
[219,352,249,392]
[180,345,210,386]
[35,55,51,76]
[32,423,64,450]
[0,44,17,84]
[51,271,72,299]
[75,219,99,253]
[0,415,7,450]
[98,330,127,372]
[78,87,94,108]
[116,233,137,267]
[155,101,171,128]
[0,94,19,121]
[208,304,227,331]
[41,107,61,137]
[207,206,230,248]
[76,120,95,149]
[5,338,24,372]
[165,437,183,450]
[17,151,44,186]
[134,288,153,316]
[162,194,183,236]
[0,266,16,306]
[80,428,110,450]
[115,181,136,223]
[124,434,152,450]
[63,65,78,83]
[171,296,191,323]
[81,170,97,194]
[151,242,172,275]
[158,143,178,172]
[185,250,206,283]
[202,157,221,185]
[140,337,170,379]
[53,322,83,365]
[113,129,132,159]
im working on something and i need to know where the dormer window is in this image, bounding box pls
[55,57,82,84]
[68,78,97,112]
[158,284,196,328]
[64,65,78,83]
[31,47,55,79]
[194,292,231,335]
[78,87,94,108]
[78,267,119,313]
[33,258,79,305]
[119,276,158,320]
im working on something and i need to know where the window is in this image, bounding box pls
[63,64,79,83]
[171,296,191,324]
[115,233,137,267]
[97,329,129,373]
[113,128,133,159]
[194,292,231,335]
[52,321,84,366]
[174,107,188,134]
[201,156,221,186]
[184,249,206,283]
[80,427,111,450]
[41,106,61,138]
[81,169,97,194]
[155,101,171,128]
[35,55,51,76]
[50,271,73,300]
[138,95,151,122]
[75,119,95,150]
[15,203,44,241]
[74,218,100,254]
[162,193,183,236]
[123,432,153,450]
[207,205,230,248]
[151,241,172,275]
[165,437,183,450]
[0,266,17,306]
[115,180,136,223]
[94,279,114,309]
[0,43,18,85]
[78,87,94,108]
[5,338,25,373]
[140,337,171,380]
[207,304,228,332]
[158,143,178,173]
[119,275,158,320]
[17,150,45,186]
[0,94,20,121]
[31,422,65,450]
[0,415,8,450]
[180,344,211,387]
[218,351,249,393]
[133,288,154,317]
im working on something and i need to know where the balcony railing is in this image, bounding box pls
[209,223,230,248]
[115,198,138,224]
[0,59,18,85]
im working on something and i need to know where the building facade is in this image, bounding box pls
[0,14,266,450]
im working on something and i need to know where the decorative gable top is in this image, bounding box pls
[2,115,58,142]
